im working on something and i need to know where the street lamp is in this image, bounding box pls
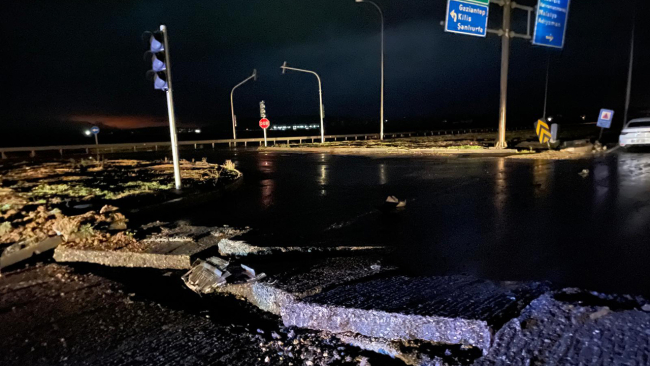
[355,0,384,140]
[280,61,325,143]
[230,69,257,141]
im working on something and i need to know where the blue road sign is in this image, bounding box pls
[445,0,489,38]
[91,126,100,135]
[597,109,614,129]
[533,0,571,49]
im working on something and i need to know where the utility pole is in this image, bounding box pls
[624,20,635,125]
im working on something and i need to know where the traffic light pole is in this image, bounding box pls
[230,69,257,142]
[281,63,325,143]
[160,25,182,190]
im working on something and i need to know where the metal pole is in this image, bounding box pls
[598,127,604,143]
[624,20,635,125]
[280,64,325,143]
[496,0,512,149]
[379,3,384,140]
[160,25,181,190]
[357,0,384,140]
[230,69,257,141]
[317,76,324,143]
[543,54,550,120]
[263,128,267,147]
[94,134,99,146]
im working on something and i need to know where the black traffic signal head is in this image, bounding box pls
[259,100,267,118]
[143,30,168,91]
[145,70,168,90]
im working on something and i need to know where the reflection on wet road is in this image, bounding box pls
[142,148,650,297]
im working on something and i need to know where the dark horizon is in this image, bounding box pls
[2,0,649,141]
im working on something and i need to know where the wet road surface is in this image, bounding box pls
[128,148,650,297]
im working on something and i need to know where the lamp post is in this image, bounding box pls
[356,0,384,140]
[230,69,257,141]
[624,20,635,126]
[280,61,325,143]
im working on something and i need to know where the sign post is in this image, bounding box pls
[597,109,614,142]
[90,126,100,145]
[533,0,571,49]
[444,0,490,37]
[259,118,270,147]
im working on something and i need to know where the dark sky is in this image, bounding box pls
[2,0,649,133]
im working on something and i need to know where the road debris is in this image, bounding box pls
[384,196,406,210]
[183,259,267,295]
[182,257,231,294]
[1,159,243,269]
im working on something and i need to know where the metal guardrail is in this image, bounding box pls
[0,128,501,159]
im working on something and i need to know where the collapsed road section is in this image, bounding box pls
[179,236,650,365]
[29,219,650,365]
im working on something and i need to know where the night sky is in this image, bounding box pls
[2,0,649,138]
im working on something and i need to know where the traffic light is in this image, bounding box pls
[259,101,267,118]
[143,30,168,91]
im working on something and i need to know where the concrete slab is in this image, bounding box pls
[53,248,199,270]
[282,276,549,354]
[1,237,62,271]
[54,225,245,270]
[214,256,394,315]
[217,238,385,257]
[475,293,650,365]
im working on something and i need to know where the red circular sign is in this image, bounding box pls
[259,118,270,129]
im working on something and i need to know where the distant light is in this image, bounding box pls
[194,129,201,134]
[84,130,92,136]
[547,117,553,122]
[581,115,586,120]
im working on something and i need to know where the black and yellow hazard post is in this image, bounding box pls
[536,120,552,148]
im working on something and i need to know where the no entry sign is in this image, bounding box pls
[259,118,270,129]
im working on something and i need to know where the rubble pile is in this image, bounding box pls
[0,159,243,269]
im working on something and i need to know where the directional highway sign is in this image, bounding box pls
[445,0,489,38]
[536,119,552,143]
[597,109,614,129]
[533,0,571,49]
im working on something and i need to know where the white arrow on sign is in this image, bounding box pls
[546,34,554,42]
[451,10,458,22]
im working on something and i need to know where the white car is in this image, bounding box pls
[619,118,650,148]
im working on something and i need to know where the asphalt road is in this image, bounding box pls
[135,147,650,297]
